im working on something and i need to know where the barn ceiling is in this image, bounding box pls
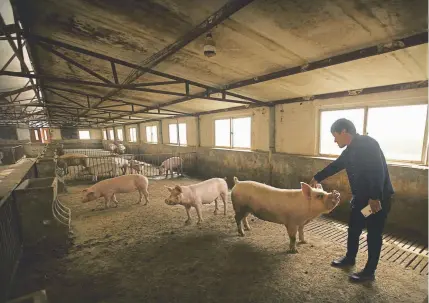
[0,0,427,127]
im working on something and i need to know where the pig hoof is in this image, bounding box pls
[185,220,192,225]
[287,249,298,254]
[297,241,307,245]
[213,210,218,215]
[244,226,251,231]
[197,221,203,225]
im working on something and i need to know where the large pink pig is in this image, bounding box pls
[158,157,183,178]
[231,177,340,253]
[82,174,150,209]
[164,177,228,225]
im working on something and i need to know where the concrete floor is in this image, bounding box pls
[8,177,428,303]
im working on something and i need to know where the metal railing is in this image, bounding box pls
[63,148,114,157]
[56,152,197,182]
[0,193,23,302]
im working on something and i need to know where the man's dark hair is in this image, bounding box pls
[330,118,357,135]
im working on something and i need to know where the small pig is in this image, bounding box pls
[79,161,122,182]
[164,177,228,225]
[159,156,183,178]
[128,159,152,174]
[231,177,340,253]
[82,174,150,209]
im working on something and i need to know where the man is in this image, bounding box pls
[310,118,394,282]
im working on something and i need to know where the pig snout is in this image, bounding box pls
[327,190,341,209]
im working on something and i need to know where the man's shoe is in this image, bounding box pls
[349,270,375,282]
[331,256,355,268]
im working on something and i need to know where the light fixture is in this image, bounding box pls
[204,32,216,58]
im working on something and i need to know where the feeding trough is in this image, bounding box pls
[13,177,71,248]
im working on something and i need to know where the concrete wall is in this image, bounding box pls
[51,128,62,140]
[102,88,428,242]
[16,127,30,141]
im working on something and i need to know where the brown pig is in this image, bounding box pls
[231,177,340,253]
[82,174,149,209]
[164,177,228,225]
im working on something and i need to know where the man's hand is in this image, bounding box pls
[309,178,320,188]
[368,199,382,213]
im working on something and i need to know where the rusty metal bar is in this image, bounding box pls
[0,71,256,104]
[111,61,119,84]
[107,80,428,126]
[102,0,256,100]
[222,32,428,90]
[38,42,113,84]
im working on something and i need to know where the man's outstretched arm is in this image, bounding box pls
[311,152,346,186]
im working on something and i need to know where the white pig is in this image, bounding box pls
[164,177,228,225]
[159,157,183,178]
[82,174,150,209]
[231,177,340,253]
[128,159,153,174]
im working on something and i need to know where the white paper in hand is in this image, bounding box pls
[361,204,373,217]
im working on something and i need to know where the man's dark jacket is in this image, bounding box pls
[314,134,394,208]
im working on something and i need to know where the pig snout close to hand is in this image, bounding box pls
[230,177,341,254]
[164,177,228,225]
[82,174,150,209]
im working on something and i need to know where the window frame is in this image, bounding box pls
[318,104,429,165]
[146,125,158,144]
[214,116,252,150]
[78,130,91,140]
[168,122,187,146]
[108,129,114,140]
[129,127,137,142]
[116,128,124,141]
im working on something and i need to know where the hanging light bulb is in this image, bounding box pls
[204,32,216,58]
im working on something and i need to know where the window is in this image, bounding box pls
[102,130,107,140]
[43,129,48,140]
[117,128,123,141]
[215,117,251,149]
[109,129,114,140]
[319,104,428,163]
[146,125,158,143]
[34,129,39,141]
[319,109,365,156]
[129,127,137,142]
[366,104,427,162]
[79,130,91,140]
[169,123,187,145]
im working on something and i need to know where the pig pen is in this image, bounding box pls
[8,177,428,303]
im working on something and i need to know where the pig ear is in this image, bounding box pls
[174,185,182,193]
[82,188,88,192]
[300,182,312,200]
[164,186,173,192]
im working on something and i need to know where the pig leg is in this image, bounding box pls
[195,203,203,225]
[165,169,168,179]
[220,193,227,215]
[184,206,192,225]
[214,198,219,215]
[103,196,110,209]
[234,210,246,237]
[243,214,251,231]
[285,225,298,254]
[297,225,307,245]
[142,189,149,206]
[111,194,119,208]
